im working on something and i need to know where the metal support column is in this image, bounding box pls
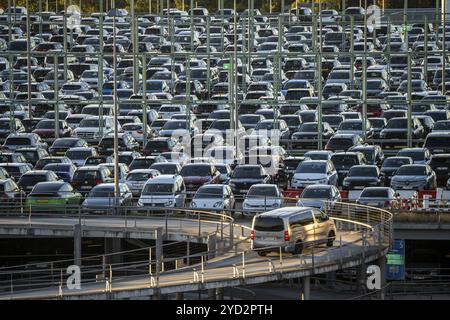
[74,224,82,266]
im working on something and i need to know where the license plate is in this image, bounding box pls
[240,189,248,193]
[437,167,448,170]
[368,202,378,206]
[354,186,364,190]
[434,149,444,153]
[81,186,91,190]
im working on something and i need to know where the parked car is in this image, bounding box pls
[190,185,235,211]
[25,181,82,211]
[356,187,401,210]
[82,183,133,214]
[137,174,186,208]
[291,160,338,189]
[391,164,437,191]
[296,185,342,209]
[242,184,283,215]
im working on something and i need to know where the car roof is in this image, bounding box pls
[257,207,313,218]
[146,174,180,183]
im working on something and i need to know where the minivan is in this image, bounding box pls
[251,207,336,256]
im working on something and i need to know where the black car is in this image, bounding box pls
[331,152,367,186]
[71,166,113,194]
[342,165,384,191]
[228,164,271,195]
[349,145,384,166]
[380,117,425,148]
[49,138,88,156]
[129,156,167,171]
[143,137,181,156]
[429,154,450,187]
[98,133,140,156]
[16,147,49,166]
[380,156,414,187]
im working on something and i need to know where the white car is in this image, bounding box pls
[242,184,282,215]
[137,174,186,208]
[121,122,151,143]
[205,146,243,166]
[72,116,118,143]
[190,185,235,211]
[124,169,160,197]
[291,160,338,189]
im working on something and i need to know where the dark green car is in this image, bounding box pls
[26,181,83,212]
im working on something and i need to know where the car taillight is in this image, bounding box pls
[284,230,290,241]
[95,179,102,185]
[137,130,143,134]
[250,230,254,240]
[385,200,391,206]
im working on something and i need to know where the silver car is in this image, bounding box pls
[251,207,336,256]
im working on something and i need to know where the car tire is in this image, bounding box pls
[294,241,303,255]
[327,231,335,247]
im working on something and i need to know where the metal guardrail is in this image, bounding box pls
[0,200,392,299]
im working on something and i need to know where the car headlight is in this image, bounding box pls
[318,179,328,184]
[343,180,349,186]
[190,201,197,208]
[164,200,174,207]
[213,201,223,208]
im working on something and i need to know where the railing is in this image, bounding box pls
[0,200,392,299]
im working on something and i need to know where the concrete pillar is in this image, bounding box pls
[73,224,82,266]
[175,292,184,300]
[301,276,310,300]
[356,263,367,294]
[378,256,387,300]
[208,289,216,300]
[155,228,163,276]
[216,287,224,300]
[104,238,122,265]
[207,234,217,260]
[326,271,336,289]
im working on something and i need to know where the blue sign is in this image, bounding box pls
[386,239,405,281]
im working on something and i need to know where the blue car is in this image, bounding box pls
[42,163,77,183]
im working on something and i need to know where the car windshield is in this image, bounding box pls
[349,167,377,176]
[66,150,91,160]
[398,151,424,161]
[397,166,426,176]
[360,189,390,198]
[5,137,30,145]
[73,170,99,180]
[20,175,48,186]
[248,186,278,197]
[254,217,284,232]
[54,139,78,147]
[232,166,261,178]
[296,162,326,173]
[180,165,211,176]
[194,187,223,198]
[301,188,331,198]
[79,119,105,127]
[386,118,407,129]
[127,172,153,181]
[339,122,362,130]
[383,158,410,167]
[142,183,173,195]
[88,186,114,198]
[332,155,358,166]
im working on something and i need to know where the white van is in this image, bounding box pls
[251,207,336,256]
[137,174,186,208]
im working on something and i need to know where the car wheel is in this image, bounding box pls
[294,241,303,255]
[327,231,335,247]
